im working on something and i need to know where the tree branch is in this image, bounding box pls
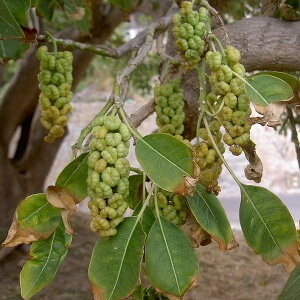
[213,16,300,72]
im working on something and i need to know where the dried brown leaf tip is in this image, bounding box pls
[242,141,263,183]
[46,185,79,234]
[250,102,288,128]
[2,214,54,247]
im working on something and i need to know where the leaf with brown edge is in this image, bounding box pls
[187,183,234,251]
[240,184,300,273]
[249,101,288,129]
[2,194,61,247]
[242,140,263,183]
[46,186,78,234]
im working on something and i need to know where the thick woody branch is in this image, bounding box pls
[213,16,300,72]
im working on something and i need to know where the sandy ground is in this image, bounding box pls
[0,213,289,300]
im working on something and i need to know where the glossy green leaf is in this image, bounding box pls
[245,74,294,106]
[64,0,91,34]
[0,0,30,60]
[55,152,89,201]
[135,134,194,193]
[109,0,135,11]
[187,183,233,251]
[278,262,300,300]
[132,201,156,235]
[145,217,199,297]
[127,175,144,209]
[240,184,299,272]
[250,71,300,92]
[20,222,72,299]
[88,217,146,300]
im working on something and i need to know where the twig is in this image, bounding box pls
[36,7,176,59]
[201,0,230,45]
[129,98,156,128]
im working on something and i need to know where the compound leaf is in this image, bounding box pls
[89,217,146,300]
[240,184,300,272]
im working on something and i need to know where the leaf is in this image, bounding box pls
[249,101,288,128]
[241,140,263,183]
[55,152,89,201]
[88,217,146,300]
[278,263,300,300]
[245,74,294,106]
[109,0,135,11]
[187,183,234,251]
[20,222,72,299]
[64,0,91,34]
[2,194,61,247]
[0,0,31,61]
[239,184,300,272]
[127,175,144,209]
[135,134,194,195]
[252,71,300,92]
[34,0,58,21]
[132,201,156,235]
[45,186,79,234]
[145,217,199,297]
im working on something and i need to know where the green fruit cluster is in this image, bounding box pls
[154,80,185,136]
[193,120,225,195]
[36,46,73,143]
[149,189,187,226]
[172,1,210,67]
[206,45,252,156]
[86,115,131,238]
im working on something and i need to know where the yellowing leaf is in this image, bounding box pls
[2,194,61,247]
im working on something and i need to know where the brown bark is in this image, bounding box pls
[213,16,300,72]
[0,4,126,242]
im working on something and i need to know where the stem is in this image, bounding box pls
[129,167,143,174]
[136,183,155,221]
[119,107,143,140]
[71,98,114,157]
[196,60,207,143]
[209,34,226,58]
[203,115,242,188]
[45,32,57,55]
